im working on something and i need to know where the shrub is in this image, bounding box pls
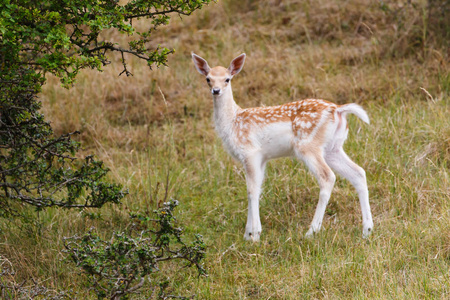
[64,200,206,299]
[0,0,211,217]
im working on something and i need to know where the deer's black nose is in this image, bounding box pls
[212,88,221,95]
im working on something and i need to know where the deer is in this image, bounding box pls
[192,52,374,242]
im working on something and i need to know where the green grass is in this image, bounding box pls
[1,0,449,298]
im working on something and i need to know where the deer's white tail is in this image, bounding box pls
[337,103,370,124]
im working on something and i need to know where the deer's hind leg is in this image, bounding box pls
[295,145,336,237]
[325,147,373,237]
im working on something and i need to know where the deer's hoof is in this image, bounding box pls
[244,230,261,242]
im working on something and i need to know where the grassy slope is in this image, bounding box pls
[2,0,449,298]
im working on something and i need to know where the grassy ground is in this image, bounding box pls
[1,0,449,298]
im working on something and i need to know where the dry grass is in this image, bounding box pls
[1,0,449,298]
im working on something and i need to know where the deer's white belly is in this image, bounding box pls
[249,121,295,160]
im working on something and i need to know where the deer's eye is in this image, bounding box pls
[206,78,210,83]
[225,78,230,83]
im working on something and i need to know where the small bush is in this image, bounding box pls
[64,200,207,299]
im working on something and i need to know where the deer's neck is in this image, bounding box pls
[212,85,240,146]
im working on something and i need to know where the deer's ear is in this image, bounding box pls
[228,53,246,76]
[192,52,210,76]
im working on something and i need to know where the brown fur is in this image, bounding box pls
[234,99,337,143]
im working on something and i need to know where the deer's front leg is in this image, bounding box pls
[244,155,266,242]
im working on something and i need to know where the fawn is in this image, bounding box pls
[192,52,374,241]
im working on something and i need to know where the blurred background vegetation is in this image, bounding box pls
[1,0,449,298]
